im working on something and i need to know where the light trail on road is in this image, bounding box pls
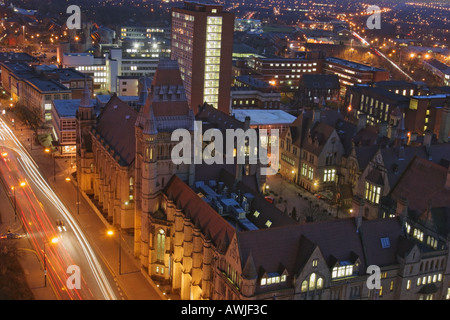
[0,117,117,300]
[351,30,414,81]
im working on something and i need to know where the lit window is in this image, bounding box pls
[312,259,318,267]
[365,181,381,204]
[301,280,308,292]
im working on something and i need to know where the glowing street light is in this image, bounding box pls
[11,181,27,221]
[44,237,59,287]
[44,148,56,181]
[107,229,122,275]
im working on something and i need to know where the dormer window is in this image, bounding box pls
[260,272,287,286]
[332,260,359,279]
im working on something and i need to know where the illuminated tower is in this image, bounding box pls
[171,1,234,115]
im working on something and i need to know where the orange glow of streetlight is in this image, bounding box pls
[107,230,114,236]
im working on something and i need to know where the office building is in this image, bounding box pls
[248,56,322,91]
[0,61,92,122]
[423,58,450,86]
[323,57,390,95]
[171,1,234,114]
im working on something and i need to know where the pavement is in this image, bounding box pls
[264,174,352,222]
[0,115,177,300]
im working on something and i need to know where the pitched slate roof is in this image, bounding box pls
[164,174,235,249]
[380,145,450,190]
[136,60,193,133]
[390,156,450,213]
[196,103,245,131]
[359,217,404,267]
[236,218,368,285]
[236,216,417,294]
[354,145,379,171]
[93,95,137,166]
[302,121,336,156]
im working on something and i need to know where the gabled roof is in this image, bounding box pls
[164,175,235,249]
[359,217,404,267]
[136,60,193,133]
[390,156,450,213]
[236,218,368,285]
[302,121,336,156]
[380,146,431,189]
[354,145,379,171]
[94,95,137,167]
[196,103,245,131]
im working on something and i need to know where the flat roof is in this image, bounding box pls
[1,62,82,92]
[231,109,296,126]
[0,52,38,62]
[63,52,94,57]
[53,99,98,118]
[26,77,70,92]
[96,94,139,103]
[325,57,385,72]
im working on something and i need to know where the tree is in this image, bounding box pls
[291,206,297,221]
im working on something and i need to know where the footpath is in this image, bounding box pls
[1,115,177,300]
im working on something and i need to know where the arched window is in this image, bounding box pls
[317,277,323,289]
[301,280,308,292]
[309,273,316,290]
[90,163,94,173]
[301,273,324,292]
[156,229,165,262]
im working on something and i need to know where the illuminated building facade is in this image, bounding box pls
[171,1,234,114]
[323,57,390,96]
[248,56,322,91]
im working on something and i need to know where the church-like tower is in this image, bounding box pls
[76,81,96,193]
[134,60,195,270]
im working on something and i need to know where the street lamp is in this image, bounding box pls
[45,148,56,181]
[107,228,122,275]
[66,176,80,215]
[11,181,26,221]
[43,237,59,287]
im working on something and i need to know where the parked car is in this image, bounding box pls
[264,196,274,203]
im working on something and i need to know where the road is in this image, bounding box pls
[0,117,119,300]
[351,30,414,81]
